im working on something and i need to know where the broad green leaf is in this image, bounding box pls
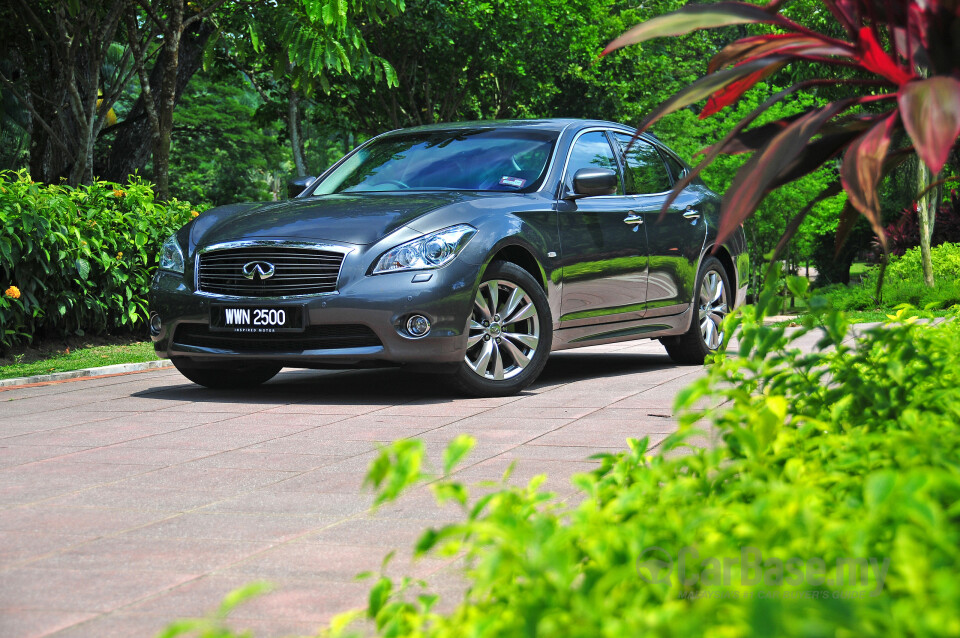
[839,112,898,251]
[603,2,790,56]
[718,100,852,246]
[864,470,897,509]
[75,257,90,281]
[443,434,475,474]
[634,56,788,136]
[898,76,960,173]
[216,581,272,618]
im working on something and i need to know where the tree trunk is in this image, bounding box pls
[916,158,937,287]
[96,18,212,184]
[287,83,307,176]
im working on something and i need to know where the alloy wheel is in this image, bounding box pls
[699,270,728,350]
[465,279,540,381]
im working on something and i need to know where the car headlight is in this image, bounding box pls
[372,224,476,274]
[159,234,185,274]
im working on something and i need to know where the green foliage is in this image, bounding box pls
[170,72,289,207]
[334,276,960,636]
[823,243,960,311]
[0,170,198,350]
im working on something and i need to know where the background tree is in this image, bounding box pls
[0,0,136,185]
[603,0,960,289]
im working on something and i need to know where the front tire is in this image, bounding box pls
[661,256,731,365]
[172,358,282,389]
[452,261,552,397]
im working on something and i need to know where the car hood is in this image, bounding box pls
[190,192,470,248]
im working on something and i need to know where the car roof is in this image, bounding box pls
[386,118,634,135]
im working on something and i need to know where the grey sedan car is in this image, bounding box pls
[149,119,747,396]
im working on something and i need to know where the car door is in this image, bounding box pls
[557,130,648,328]
[612,133,706,318]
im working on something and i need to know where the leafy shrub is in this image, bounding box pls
[168,278,960,637]
[823,242,960,311]
[0,170,198,351]
[882,190,960,257]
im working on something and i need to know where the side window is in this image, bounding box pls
[662,152,688,183]
[565,131,623,195]
[613,134,671,195]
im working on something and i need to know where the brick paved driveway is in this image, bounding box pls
[1,339,712,637]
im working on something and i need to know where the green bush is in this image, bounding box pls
[825,243,960,311]
[166,279,960,637]
[0,170,198,350]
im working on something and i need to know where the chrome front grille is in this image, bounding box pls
[197,245,345,297]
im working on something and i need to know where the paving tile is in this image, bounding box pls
[0,567,199,612]
[0,445,89,469]
[57,445,216,466]
[39,486,226,512]
[500,444,621,462]
[0,609,97,638]
[123,512,326,543]
[300,516,441,548]
[108,466,297,493]
[124,574,369,622]
[199,491,373,518]
[0,531,95,569]
[0,458,162,488]
[265,470,369,493]
[180,450,342,472]
[224,541,452,582]
[28,536,274,573]
[0,505,173,535]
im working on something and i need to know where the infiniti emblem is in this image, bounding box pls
[242,261,275,280]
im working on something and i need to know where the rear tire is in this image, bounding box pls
[661,256,731,365]
[172,358,282,389]
[452,261,552,397]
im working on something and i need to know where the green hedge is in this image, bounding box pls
[164,278,960,637]
[823,242,960,312]
[0,171,198,351]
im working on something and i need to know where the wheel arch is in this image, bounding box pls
[708,243,737,301]
[487,243,548,291]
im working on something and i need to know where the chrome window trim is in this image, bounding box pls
[194,240,354,300]
[556,127,625,200]
[556,126,674,200]
[535,121,578,195]
[609,131,675,197]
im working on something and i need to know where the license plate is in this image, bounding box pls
[210,304,305,333]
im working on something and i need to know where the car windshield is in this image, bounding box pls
[311,128,558,194]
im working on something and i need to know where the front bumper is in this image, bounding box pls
[149,261,479,369]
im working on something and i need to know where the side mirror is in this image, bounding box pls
[287,176,316,198]
[569,168,618,199]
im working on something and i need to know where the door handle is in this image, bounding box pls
[623,213,643,225]
[682,207,701,220]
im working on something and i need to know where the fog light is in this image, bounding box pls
[406,314,431,338]
[149,313,162,334]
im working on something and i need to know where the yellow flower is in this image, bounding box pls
[113,189,125,198]
[4,286,20,299]
[116,251,123,259]
[190,210,199,218]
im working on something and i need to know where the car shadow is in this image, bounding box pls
[132,351,680,404]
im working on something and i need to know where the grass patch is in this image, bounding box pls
[0,340,159,380]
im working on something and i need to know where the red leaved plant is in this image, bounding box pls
[603,0,960,256]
